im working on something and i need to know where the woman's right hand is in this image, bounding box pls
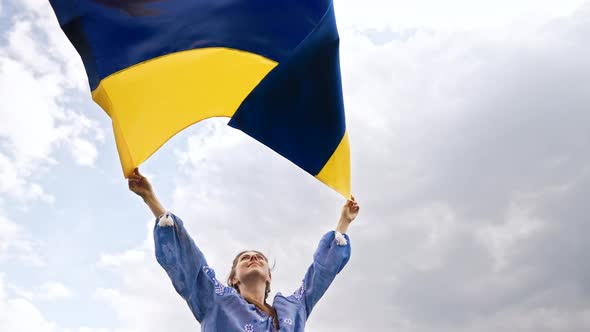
[128,168,154,199]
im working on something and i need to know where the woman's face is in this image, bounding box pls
[233,251,271,285]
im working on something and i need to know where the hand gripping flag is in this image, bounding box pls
[49,0,351,198]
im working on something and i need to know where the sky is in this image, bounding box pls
[1,0,590,331]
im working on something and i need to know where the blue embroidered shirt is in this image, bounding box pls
[154,213,351,332]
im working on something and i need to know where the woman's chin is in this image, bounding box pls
[241,268,267,280]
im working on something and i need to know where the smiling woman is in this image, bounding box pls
[227,250,278,327]
[127,168,360,331]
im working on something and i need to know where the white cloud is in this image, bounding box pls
[0,215,43,266]
[0,275,57,332]
[0,153,54,203]
[0,7,103,203]
[0,275,128,332]
[477,198,544,271]
[38,282,74,301]
[97,250,146,268]
[62,328,133,332]
[94,241,201,332]
[336,0,588,30]
[12,282,74,301]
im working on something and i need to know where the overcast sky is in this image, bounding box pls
[1,0,590,331]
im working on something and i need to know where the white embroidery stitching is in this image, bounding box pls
[214,280,225,295]
[254,308,266,320]
[294,281,305,300]
[203,266,226,296]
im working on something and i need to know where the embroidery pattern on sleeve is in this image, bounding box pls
[203,266,228,296]
[244,323,254,332]
[293,281,305,300]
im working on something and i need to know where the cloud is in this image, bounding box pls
[0,215,43,266]
[0,3,103,203]
[335,0,588,30]
[12,282,74,301]
[331,3,590,331]
[97,250,146,268]
[0,275,129,332]
[37,282,74,301]
[0,275,58,332]
[94,228,201,332]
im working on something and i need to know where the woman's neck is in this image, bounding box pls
[241,283,279,330]
[240,281,267,307]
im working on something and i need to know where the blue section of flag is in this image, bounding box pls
[229,3,345,176]
[50,0,331,90]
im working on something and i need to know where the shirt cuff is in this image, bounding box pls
[335,231,348,246]
[157,212,174,227]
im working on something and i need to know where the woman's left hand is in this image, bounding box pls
[336,196,359,234]
[341,196,360,223]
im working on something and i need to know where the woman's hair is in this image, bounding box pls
[227,250,273,300]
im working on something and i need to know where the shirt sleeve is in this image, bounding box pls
[153,212,218,322]
[290,230,351,318]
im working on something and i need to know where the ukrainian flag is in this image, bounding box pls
[49,0,351,198]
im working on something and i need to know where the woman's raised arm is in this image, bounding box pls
[128,168,219,322]
[128,168,166,218]
[291,198,360,318]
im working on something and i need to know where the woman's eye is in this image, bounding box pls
[241,256,249,261]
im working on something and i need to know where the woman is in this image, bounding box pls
[128,168,359,331]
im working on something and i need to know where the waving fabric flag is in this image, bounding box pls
[49,0,351,198]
